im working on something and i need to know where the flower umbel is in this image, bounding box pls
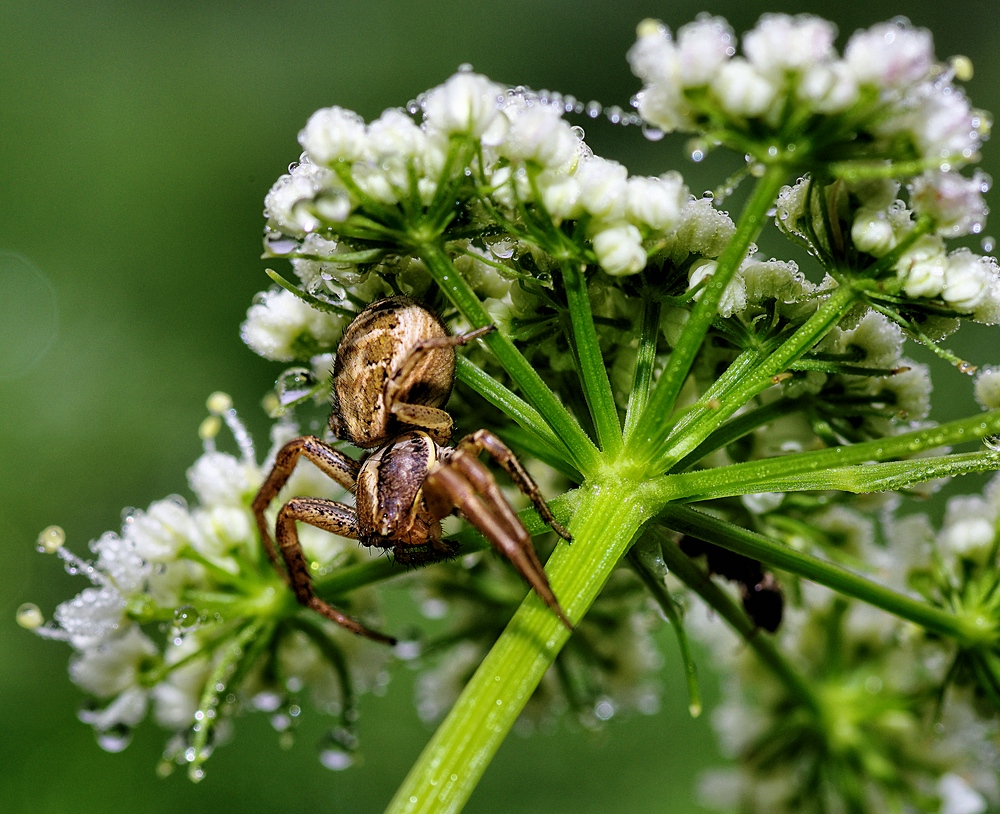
[24,13,1000,814]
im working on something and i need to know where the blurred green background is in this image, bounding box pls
[3,1,1000,812]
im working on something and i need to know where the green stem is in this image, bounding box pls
[623,293,662,438]
[657,504,993,646]
[560,261,623,455]
[385,480,647,814]
[653,282,860,473]
[658,450,1000,503]
[454,356,570,461]
[627,537,702,717]
[626,163,790,465]
[419,244,602,475]
[645,408,1000,506]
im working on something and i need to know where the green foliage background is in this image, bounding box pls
[2,1,998,812]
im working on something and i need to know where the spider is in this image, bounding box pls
[253,296,573,643]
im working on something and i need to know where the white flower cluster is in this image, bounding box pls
[629,15,988,166]
[777,174,1000,325]
[687,556,996,811]
[22,398,387,774]
[261,71,694,281]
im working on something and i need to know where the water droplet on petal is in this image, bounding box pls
[640,123,664,142]
[318,727,358,771]
[96,724,133,753]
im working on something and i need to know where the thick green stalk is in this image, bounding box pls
[385,479,648,814]
[626,163,790,465]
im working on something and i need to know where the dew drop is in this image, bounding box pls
[16,602,44,629]
[174,605,199,630]
[156,760,175,779]
[593,697,615,721]
[640,123,665,142]
[96,724,133,753]
[37,525,65,553]
[188,766,206,783]
[276,367,317,406]
[982,236,996,253]
[585,100,603,118]
[318,727,358,771]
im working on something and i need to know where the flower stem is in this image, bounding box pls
[560,261,623,455]
[657,505,994,646]
[653,527,821,715]
[385,479,647,814]
[626,163,790,466]
[419,244,602,475]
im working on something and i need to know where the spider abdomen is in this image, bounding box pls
[331,296,455,449]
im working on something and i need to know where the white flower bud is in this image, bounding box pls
[710,58,778,118]
[937,773,988,814]
[69,625,157,697]
[91,532,148,596]
[940,496,997,563]
[592,223,647,276]
[366,108,425,160]
[539,174,583,221]
[501,106,580,169]
[187,451,258,507]
[743,14,836,76]
[798,61,859,113]
[675,16,734,87]
[125,499,201,563]
[974,366,1000,409]
[422,72,504,138]
[688,259,747,316]
[241,288,347,362]
[851,208,897,255]
[264,164,333,236]
[299,106,368,165]
[909,170,989,237]
[55,587,128,650]
[78,685,149,733]
[845,22,933,88]
[943,250,991,311]
[576,158,629,221]
[896,235,948,298]
[628,20,676,82]
[626,172,686,231]
[910,89,979,160]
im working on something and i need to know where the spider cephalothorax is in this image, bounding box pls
[253,296,572,643]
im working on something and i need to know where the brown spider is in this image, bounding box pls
[252,296,573,643]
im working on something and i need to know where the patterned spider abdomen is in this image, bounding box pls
[330,297,456,449]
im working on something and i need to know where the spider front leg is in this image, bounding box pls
[454,429,572,542]
[424,456,573,630]
[252,436,360,573]
[275,496,396,645]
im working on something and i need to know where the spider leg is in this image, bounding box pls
[276,496,396,645]
[453,429,572,541]
[425,459,573,630]
[252,436,360,574]
[387,326,495,442]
